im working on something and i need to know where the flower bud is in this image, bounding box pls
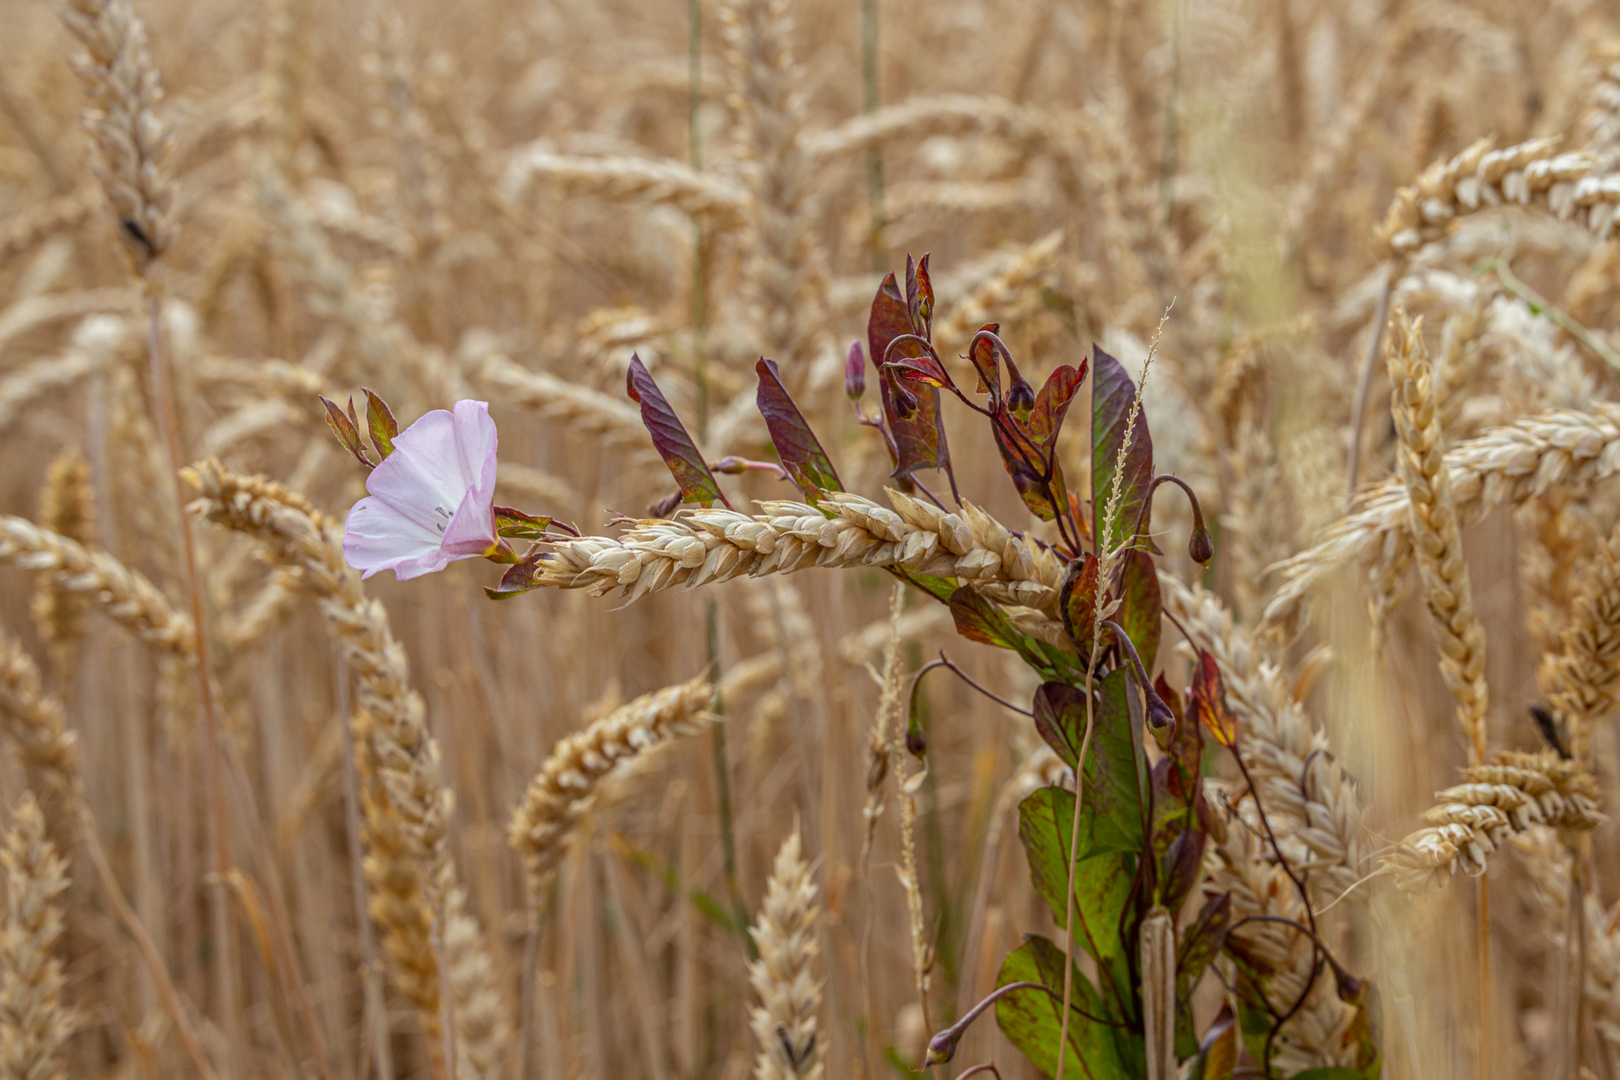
[844,340,866,401]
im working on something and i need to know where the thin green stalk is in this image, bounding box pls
[1482,256,1620,373]
[689,0,752,959]
[863,0,885,272]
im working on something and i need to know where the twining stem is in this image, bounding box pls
[144,287,241,1077]
[1055,646,1102,1080]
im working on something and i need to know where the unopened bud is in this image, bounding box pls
[845,340,867,401]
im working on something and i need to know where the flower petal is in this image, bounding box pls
[450,400,498,493]
[344,495,444,577]
[440,481,497,555]
[365,408,465,529]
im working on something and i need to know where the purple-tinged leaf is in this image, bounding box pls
[626,355,730,509]
[844,341,866,401]
[1032,681,1086,769]
[1091,346,1155,555]
[1024,360,1087,453]
[948,587,1019,650]
[320,395,374,469]
[362,387,399,461]
[867,273,952,480]
[1059,553,1101,647]
[755,357,843,504]
[493,506,552,540]
[484,553,547,599]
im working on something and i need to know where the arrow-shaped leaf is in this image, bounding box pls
[626,355,730,509]
[755,357,842,505]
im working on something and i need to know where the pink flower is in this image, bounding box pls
[343,399,499,580]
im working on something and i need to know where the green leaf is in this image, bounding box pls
[995,936,1128,1080]
[1089,667,1149,855]
[948,589,1079,680]
[320,394,373,468]
[494,506,552,540]
[362,387,398,460]
[754,357,843,504]
[1091,346,1155,555]
[1117,549,1162,672]
[893,569,958,604]
[1018,786,1080,930]
[626,355,729,509]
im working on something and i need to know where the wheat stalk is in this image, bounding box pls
[0,793,70,1080]
[1542,524,1620,765]
[749,829,823,1080]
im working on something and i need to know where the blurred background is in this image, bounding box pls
[3,0,1620,1077]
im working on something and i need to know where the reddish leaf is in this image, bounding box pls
[1091,346,1155,554]
[1059,553,1100,644]
[966,324,1003,399]
[905,253,934,340]
[1191,651,1239,748]
[625,355,730,509]
[493,506,552,540]
[1032,681,1087,769]
[362,387,399,461]
[755,357,842,504]
[867,272,952,480]
[1024,360,1087,453]
[320,395,373,468]
[885,353,955,390]
[992,420,1063,521]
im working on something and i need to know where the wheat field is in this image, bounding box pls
[2,0,1620,1078]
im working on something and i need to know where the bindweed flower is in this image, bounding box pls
[343,399,499,580]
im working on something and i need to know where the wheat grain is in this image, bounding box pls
[502,147,749,227]
[0,634,79,796]
[30,450,95,681]
[0,793,70,1080]
[1542,524,1620,765]
[749,829,823,1080]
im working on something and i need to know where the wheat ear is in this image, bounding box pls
[1376,136,1620,258]
[30,450,96,682]
[0,516,192,656]
[1385,307,1490,759]
[721,0,828,374]
[1542,524,1620,766]
[502,147,748,226]
[57,0,174,270]
[749,830,823,1080]
[530,489,1064,625]
[1263,402,1620,638]
[0,793,70,1080]
[1385,752,1602,893]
